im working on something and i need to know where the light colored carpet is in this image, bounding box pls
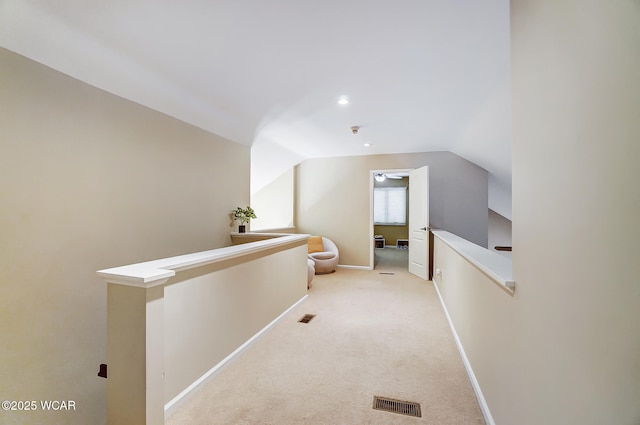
[167,248,485,425]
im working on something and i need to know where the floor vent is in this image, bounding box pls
[379,272,395,275]
[298,314,316,324]
[372,396,421,418]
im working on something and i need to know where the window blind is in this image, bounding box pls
[374,187,407,225]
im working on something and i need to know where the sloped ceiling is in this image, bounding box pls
[0,0,512,219]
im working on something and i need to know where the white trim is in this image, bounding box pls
[337,264,372,271]
[369,170,375,270]
[432,277,496,425]
[369,168,413,271]
[164,294,309,416]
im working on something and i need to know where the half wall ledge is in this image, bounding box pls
[97,233,310,287]
[432,230,515,294]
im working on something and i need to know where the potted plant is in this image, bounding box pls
[233,206,257,233]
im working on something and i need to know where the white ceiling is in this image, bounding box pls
[0,0,512,219]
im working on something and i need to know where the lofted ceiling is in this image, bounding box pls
[0,0,512,219]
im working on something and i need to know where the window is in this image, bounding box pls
[374,187,407,225]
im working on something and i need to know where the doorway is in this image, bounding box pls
[369,166,430,280]
[370,169,411,271]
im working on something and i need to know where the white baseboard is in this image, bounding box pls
[337,264,372,271]
[432,278,496,425]
[164,294,309,417]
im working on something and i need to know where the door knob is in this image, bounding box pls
[420,227,427,231]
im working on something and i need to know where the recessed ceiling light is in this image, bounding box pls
[364,143,371,147]
[338,95,349,105]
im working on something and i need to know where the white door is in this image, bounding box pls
[409,166,429,279]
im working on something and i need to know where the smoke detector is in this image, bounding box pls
[351,126,360,134]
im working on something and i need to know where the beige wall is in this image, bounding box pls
[251,168,294,231]
[373,226,408,248]
[164,242,308,403]
[484,2,638,424]
[488,209,512,258]
[295,152,488,267]
[0,48,249,425]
